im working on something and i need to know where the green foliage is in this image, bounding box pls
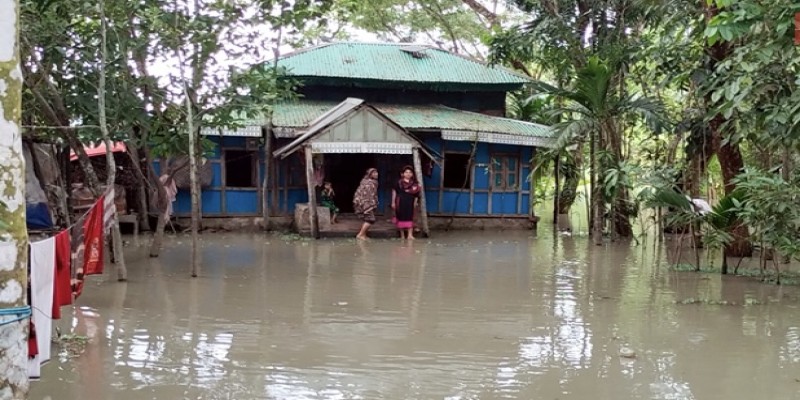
[21,0,331,161]
[650,187,692,212]
[733,170,800,262]
[704,0,800,151]
[308,0,503,59]
[534,57,666,151]
[707,188,743,230]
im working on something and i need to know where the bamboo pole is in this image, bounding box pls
[413,147,430,237]
[305,146,318,238]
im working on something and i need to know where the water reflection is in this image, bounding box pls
[31,230,800,399]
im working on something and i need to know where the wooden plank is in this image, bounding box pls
[469,162,476,215]
[438,141,444,212]
[413,147,430,237]
[271,147,278,216]
[305,146,319,238]
[220,150,227,215]
[487,146,493,216]
[517,148,524,215]
[428,213,529,218]
[262,129,272,230]
[283,169,289,215]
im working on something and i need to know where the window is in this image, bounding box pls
[224,150,256,188]
[443,153,472,189]
[491,155,519,190]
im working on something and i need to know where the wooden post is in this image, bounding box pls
[553,155,560,225]
[304,145,318,238]
[516,148,524,215]
[262,128,272,231]
[413,147,430,237]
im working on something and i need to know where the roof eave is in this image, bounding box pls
[285,76,527,92]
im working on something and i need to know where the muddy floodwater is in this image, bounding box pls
[30,229,800,399]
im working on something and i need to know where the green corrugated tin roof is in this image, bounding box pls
[377,104,552,139]
[273,42,529,88]
[272,100,554,141]
[272,101,334,127]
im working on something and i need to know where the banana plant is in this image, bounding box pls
[650,187,742,274]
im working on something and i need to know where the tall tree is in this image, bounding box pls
[535,57,664,240]
[305,0,510,59]
[702,0,800,257]
[97,0,126,280]
[492,0,666,238]
[0,0,30,396]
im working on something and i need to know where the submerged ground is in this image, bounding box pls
[30,227,800,399]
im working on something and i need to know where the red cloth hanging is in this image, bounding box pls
[52,230,72,319]
[795,13,800,45]
[27,276,38,359]
[28,321,38,357]
[83,197,105,276]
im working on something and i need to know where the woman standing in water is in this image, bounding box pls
[392,166,420,240]
[353,168,379,240]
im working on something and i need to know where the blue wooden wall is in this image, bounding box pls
[155,137,264,216]
[420,137,533,217]
[158,136,534,217]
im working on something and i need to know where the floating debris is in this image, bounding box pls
[54,334,89,359]
[619,347,636,359]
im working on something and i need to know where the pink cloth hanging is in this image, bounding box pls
[160,174,178,217]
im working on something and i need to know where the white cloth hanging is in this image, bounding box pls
[28,237,55,378]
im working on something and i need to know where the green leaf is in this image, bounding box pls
[711,89,723,103]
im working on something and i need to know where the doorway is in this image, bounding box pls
[325,154,377,213]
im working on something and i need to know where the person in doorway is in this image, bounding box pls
[320,182,339,223]
[353,168,379,240]
[392,166,421,240]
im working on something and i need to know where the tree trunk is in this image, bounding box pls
[185,87,200,277]
[146,150,169,258]
[711,116,752,258]
[556,152,581,214]
[98,0,126,281]
[684,138,714,197]
[613,192,634,237]
[0,1,31,395]
[126,144,151,232]
[704,1,752,258]
[590,131,603,245]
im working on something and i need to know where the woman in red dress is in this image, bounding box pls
[392,166,420,240]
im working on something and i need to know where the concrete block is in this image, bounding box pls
[294,203,332,232]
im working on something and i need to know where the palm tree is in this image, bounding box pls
[534,56,665,242]
[509,92,584,217]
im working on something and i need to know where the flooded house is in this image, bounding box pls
[165,42,557,236]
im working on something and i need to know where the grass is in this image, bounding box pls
[668,263,800,286]
[674,297,763,306]
[54,334,90,358]
[275,232,310,242]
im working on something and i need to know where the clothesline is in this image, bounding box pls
[26,187,115,379]
[29,187,115,245]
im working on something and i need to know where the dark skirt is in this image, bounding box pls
[394,189,416,228]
